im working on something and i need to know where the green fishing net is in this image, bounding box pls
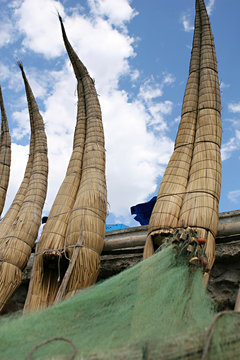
[0,245,239,359]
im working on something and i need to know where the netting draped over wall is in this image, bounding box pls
[1,246,240,359]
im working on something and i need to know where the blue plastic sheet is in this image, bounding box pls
[130,196,157,225]
[105,224,129,232]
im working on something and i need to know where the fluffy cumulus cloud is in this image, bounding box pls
[228,102,240,113]
[138,74,175,133]
[2,0,175,223]
[221,130,240,161]
[139,79,163,101]
[206,0,215,15]
[221,103,240,161]
[0,63,11,81]
[63,15,135,92]
[89,0,138,27]
[101,91,173,216]
[181,14,194,32]
[228,190,240,204]
[12,107,30,140]
[14,0,65,58]
[4,143,29,212]
[0,18,15,47]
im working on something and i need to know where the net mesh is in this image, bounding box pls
[0,246,239,359]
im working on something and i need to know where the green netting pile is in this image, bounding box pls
[0,245,240,359]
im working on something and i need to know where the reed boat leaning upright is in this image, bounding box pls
[144,0,222,282]
[55,15,107,301]
[0,64,48,313]
[24,15,107,311]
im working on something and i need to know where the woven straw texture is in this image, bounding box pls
[144,0,222,275]
[0,86,11,216]
[0,64,48,312]
[24,16,107,312]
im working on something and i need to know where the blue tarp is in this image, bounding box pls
[105,224,129,232]
[130,196,157,225]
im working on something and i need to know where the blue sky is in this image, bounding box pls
[0,0,239,226]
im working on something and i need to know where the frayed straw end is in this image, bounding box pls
[143,234,154,260]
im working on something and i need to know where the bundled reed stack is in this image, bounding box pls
[0,125,34,243]
[24,81,86,311]
[144,0,221,280]
[58,15,107,300]
[24,38,87,311]
[0,86,11,216]
[24,15,107,311]
[0,64,48,312]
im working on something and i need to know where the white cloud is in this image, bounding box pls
[220,81,230,90]
[0,19,15,47]
[101,90,173,217]
[139,80,163,101]
[221,131,240,161]
[163,73,175,85]
[15,0,136,92]
[182,14,194,32]
[228,190,240,204]
[0,63,11,81]
[64,15,135,92]
[154,101,173,115]
[138,75,175,133]
[130,69,140,82]
[0,62,23,93]
[14,0,65,58]
[147,101,173,132]
[228,102,240,113]
[2,143,29,215]
[223,103,240,160]
[40,68,174,219]
[88,0,138,27]
[206,0,215,15]
[139,74,175,103]
[22,68,51,99]
[12,108,30,140]
[3,0,176,223]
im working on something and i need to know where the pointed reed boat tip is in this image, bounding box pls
[58,11,63,23]
[17,61,23,71]
[58,12,66,34]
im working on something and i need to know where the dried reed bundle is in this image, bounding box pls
[144,0,221,279]
[0,124,34,243]
[179,0,221,279]
[0,64,48,312]
[24,15,107,311]
[24,77,87,311]
[56,16,107,300]
[0,86,11,216]
[143,1,201,259]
